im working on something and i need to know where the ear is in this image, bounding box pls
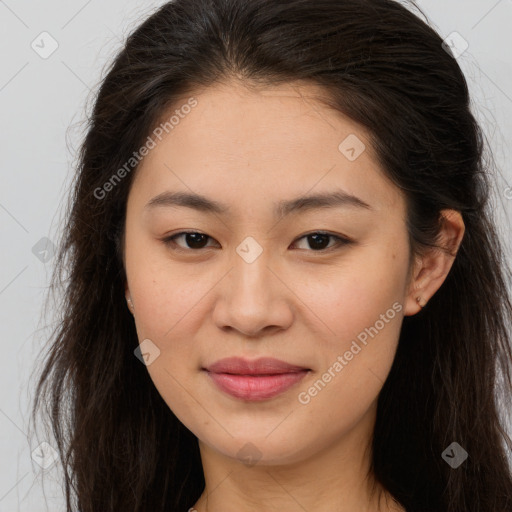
[404,209,465,316]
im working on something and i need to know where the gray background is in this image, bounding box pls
[1,0,511,510]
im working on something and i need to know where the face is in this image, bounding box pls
[123,80,414,466]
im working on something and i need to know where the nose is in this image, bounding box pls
[212,245,294,338]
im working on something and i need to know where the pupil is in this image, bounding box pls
[308,234,329,250]
[187,233,208,248]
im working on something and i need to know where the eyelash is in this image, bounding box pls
[160,230,353,253]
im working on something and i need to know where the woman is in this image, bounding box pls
[31,0,512,511]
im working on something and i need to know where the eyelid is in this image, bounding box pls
[161,230,354,253]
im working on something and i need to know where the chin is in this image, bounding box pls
[196,425,322,468]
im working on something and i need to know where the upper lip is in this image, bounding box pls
[204,357,310,375]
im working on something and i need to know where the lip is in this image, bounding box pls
[205,356,310,375]
[203,357,311,401]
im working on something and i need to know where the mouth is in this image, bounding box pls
[203,357,311,401]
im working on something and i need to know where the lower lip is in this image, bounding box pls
[205,370,309,401]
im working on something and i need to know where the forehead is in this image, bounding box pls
[158,80,370,156]
[130,79,405,214]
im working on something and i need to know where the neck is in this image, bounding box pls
[191,402,405,512]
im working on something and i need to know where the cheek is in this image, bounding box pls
[132,275,203,337]
[292,243,408,346]
[295,278,403,399]
[125,236,212,339]
[290,239,408,404]
[292,273,405,438]
[125,259,209,419]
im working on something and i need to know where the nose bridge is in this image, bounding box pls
[212,235,292,335]
[230,235,273,303]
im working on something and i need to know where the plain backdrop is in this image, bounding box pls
[1,1,511,510]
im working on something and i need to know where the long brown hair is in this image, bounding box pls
[31,0,512,510]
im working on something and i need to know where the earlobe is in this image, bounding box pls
[403,260,432,316]
[415,296,427,309]
[404,209,465,316]
[125,285,134,314]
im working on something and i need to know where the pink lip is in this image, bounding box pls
[204,357,310,401]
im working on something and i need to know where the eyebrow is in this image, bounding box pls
[144,189,372,217]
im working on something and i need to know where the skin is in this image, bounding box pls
[123,79,465,512]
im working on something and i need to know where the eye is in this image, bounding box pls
[161,230,352,252]
[291,231,353,252]
[162,231,219,251]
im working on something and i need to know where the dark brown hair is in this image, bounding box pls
[31,0,512,511]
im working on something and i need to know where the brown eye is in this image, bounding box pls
[161,230,353,253]
[162,231,218,250]
[292,232,353,251]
